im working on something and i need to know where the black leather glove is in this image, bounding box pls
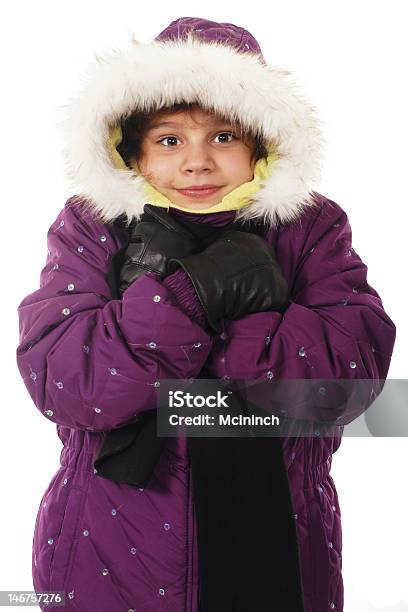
[167,230,289,333]
[119,204,200,296]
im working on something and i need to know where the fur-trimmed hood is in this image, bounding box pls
[56,17,325,229]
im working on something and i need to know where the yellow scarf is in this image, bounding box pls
[108,123,278,214]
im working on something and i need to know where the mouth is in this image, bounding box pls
[176,186,222,197]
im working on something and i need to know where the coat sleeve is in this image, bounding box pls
[162,267,209,331]
[16,197,212,431]
[219,196,397,426]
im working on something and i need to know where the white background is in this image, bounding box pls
[1,1,407,610]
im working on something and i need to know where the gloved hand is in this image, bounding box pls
[119,204,200,296]
[167,230,289,333]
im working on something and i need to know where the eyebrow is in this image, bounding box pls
[147,120,234,131]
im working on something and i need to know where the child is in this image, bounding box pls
[16,16,396,612]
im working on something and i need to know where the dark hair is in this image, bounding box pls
[116,101,269,169]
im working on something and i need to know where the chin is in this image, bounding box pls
[172,192,225,210]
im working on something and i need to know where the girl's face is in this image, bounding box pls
[134,108,257,210]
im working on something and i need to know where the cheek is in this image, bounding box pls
[148,161,175,186]
[224,154,254,181]
[138,156,172,185]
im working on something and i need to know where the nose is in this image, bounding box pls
[180,146,216,174]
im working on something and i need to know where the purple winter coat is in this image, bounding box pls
[16,192,396,612]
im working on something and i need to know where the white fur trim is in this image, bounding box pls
[56,32,325,228]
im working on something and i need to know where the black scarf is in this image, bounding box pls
[94,210,305,612]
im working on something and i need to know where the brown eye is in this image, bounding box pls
[158,136,180,147]
[214,132,236,143]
